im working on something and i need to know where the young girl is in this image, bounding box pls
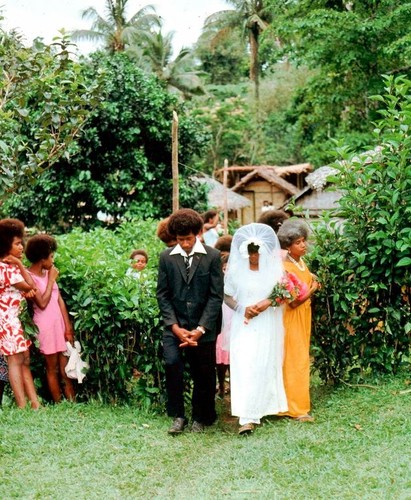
[0,218,40,409]
[216,254,231,399]
[25,234,75,403]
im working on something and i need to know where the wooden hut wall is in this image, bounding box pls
[240,181,289,223]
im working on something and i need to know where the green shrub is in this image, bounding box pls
[29,220,166,405]
[310,75,411,382]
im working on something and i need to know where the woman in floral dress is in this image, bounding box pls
[0,219,40,409]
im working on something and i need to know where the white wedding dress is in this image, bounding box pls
[225,267,288,422]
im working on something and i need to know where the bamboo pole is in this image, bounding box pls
[172,111,179,213]
[223,158,228,235]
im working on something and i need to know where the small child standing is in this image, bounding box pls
[216,255,231,399]
[126,249,148,280]
[25,234,75,403]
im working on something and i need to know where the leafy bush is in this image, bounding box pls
[29,220,166,405]
[310,75,411,382]
[3,52,209,231]
[0,31,100,198]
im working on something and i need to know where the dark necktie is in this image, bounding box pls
[184,256,191,279]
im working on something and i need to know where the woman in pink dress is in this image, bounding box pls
[26,234,75,403]
[0,218,40,409]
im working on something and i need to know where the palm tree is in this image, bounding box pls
[72,0,160,53]
[134,29,205,98]
[204,0,271,100]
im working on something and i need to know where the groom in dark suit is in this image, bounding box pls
[157,209,224,434]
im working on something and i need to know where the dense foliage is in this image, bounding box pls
[0,30,99,198]
[1,3,410,399]
[310,75,411,382]
[264,0,411,165]
[28,220,166,405]
[3,52,209,231]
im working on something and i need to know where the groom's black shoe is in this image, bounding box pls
[191,421,205,433]
[168,417,187,435]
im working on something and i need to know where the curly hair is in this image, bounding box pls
[214,235,232,253]
[156,218,177,247]
[257,210,290,234]
[0,218,25,258]
[247,242,260,254]
[130,249,148,262]
[202,210,218,224]
[277,219,310,249]
[167,209,203,237]
[25,234,58,263]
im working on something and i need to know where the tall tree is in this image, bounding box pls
[135,29,205,98]
[195,26,248,85]
[2,53,209,230]
[203,0,272,100]
[72,0,160,53]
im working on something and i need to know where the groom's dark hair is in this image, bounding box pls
[168,209,203,237]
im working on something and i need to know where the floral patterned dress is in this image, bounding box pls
[0,262,31,356]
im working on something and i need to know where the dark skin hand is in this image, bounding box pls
[289,276,320,309]
[2,255,37,294]
[245,299,272,320]
[171,324,202,348]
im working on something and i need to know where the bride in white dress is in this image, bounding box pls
[224,223,288,434]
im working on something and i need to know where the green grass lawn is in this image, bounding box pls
[1,372,410,499]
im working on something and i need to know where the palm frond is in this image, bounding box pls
[128,5,161,29]
[71,29,104,43]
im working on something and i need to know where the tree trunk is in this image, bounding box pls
[172,111,179,213]
[223,158,229,235]
[249,29,259,101]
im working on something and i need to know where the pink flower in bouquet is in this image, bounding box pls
[268,272,307,306]
[286,271,309,301]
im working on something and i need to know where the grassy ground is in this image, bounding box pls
[1,372,410,499]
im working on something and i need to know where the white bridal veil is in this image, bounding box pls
[225,223,284,304]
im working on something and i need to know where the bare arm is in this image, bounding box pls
[58,292,74,343]
[3,256,36,292]
[31,266,59,310]
[289,278,320,309]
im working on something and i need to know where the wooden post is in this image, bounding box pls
[172,111,179,213]
[223,158,228,235]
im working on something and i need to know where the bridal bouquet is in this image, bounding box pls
[269,272,307,306]
[244,272,307,324]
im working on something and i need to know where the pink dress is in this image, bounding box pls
[216,303,232,365]
[0,262,31,356]
[29,271,67,355]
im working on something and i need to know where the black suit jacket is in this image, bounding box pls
[156,244,224,342]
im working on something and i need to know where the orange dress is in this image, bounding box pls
[280,259,313,417]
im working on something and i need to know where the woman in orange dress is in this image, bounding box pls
[277,219,320,422]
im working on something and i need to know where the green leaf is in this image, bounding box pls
[396,257,411,267]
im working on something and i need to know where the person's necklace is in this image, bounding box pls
[287,253,306,271]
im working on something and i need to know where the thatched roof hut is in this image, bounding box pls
[281,166,342,217]
[193,176,251,211]
[215,163,313,190]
